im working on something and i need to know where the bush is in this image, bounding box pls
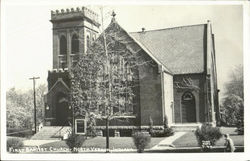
[195,123,222,147]
[237,127,244,135]
[132,131,151,153]
[66,133,86,153]
[7,128,33,138]
[163,127,174,136]
[7,138,23,153]
[87,116,97,137]
[150,127,174,137]
[236,113,244,135]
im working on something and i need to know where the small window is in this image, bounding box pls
[87,35,90,48]
[75,119,86,134]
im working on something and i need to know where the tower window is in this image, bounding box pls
[59,35,67,69]
[71,34,79,54]
[60,36,67,55]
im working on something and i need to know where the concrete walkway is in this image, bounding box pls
[23,140,59,147]
[151,132,186,150]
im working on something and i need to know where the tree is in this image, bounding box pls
[222,94,243,126]
[70,12,153,152]
[224,65,243,98]
[222,65,244,129]
[6,84,47,130]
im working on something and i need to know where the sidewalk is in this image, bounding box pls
[23,140,59,147]
[151,132,186,150]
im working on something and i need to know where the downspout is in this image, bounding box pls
[159,64,165,125]
[204,20,209,122]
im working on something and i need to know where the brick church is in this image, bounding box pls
[44,7,219,135]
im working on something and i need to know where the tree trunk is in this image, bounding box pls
[106,118,110,153]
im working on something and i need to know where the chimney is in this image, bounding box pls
[142,27,145,33]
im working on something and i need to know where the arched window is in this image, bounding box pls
[182,92,194,101]
[60,36,67,55]
[87,35,90,48]
[125,62,132,81]
[71,34,79,54]
[59,35,67,69]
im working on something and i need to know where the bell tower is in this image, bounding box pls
[50,7,100,69]
[45,7,100,126]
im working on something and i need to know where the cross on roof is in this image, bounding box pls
[112,11,116,18]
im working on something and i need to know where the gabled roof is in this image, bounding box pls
[129,24,207,74]
[91,19,173,74]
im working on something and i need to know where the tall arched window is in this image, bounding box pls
[59,35,67,69]
[71,34,79,54]
[60,36,67,55]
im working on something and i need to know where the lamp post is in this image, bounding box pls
[29,76,40,134]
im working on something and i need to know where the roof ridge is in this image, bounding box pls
[130,23,206,34]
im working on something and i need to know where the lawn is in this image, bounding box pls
[7,136,27,141]
[173,127,244,148]
[40,136,165,150]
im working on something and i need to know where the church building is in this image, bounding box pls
[44,7,219,135]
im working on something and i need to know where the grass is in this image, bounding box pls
[7,136,27,141]
[173,127,244,148]
[40,136,165,149]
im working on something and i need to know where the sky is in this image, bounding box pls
[2,1,243,98]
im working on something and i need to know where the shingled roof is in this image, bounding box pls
[129,24,207,74]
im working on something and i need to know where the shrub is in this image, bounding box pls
[132,131,151,153]
[87,115,97,137]
[195,123,222,147]
[163,127,174,136]
[150,129,163,137]
[150,127,174,137]
[7,128,33,138]
[7,137,23,153]
[66,133,86,153]
[236,113,244,135]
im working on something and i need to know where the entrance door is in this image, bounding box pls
[56,93,69,126]
[181,92,196,123]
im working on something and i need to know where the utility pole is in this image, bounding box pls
[29,76,40,134]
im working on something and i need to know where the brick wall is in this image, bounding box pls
[138,53,163,126]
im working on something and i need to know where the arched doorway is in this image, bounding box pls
[56,92,70,126]
[181,92,196,123]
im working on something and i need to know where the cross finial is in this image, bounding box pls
[112,10,116,18]
[111,10,116,23]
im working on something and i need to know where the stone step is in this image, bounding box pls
[171,123,201,132]
[31,126,71,140]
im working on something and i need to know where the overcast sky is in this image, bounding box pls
[2,1,243,98]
